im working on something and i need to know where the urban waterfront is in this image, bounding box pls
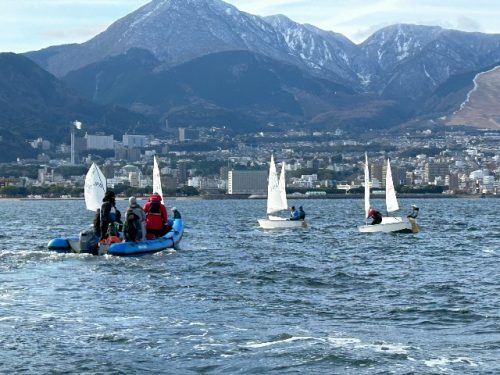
[0,198,498,374]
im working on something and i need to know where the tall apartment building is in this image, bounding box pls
[123,134,147,148]
[177,161,188,184]
[227,170,267,195]
[86,134,114,150]
[424,162,450,184]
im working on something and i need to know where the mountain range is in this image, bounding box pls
[2,0,499,160]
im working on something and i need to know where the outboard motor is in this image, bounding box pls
[79,229,99,253]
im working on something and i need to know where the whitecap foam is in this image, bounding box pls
[327,336,411,356]
[245,336,315,348]
[371,343,410,355]
[424,357,478,368]
[327,337,362,347]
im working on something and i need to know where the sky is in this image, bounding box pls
[1,0,500,53]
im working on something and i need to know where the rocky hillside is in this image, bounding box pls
[445,66,500,129]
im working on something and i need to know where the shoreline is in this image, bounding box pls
[0,193,497,202]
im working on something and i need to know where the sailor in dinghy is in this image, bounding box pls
[358,154,419,234]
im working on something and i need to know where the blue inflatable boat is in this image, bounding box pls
[47,218,183,256]
[107,218,183,256]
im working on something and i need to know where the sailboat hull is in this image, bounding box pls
[258,217,307,229]
[358,217,419,233]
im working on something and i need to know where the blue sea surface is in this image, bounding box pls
[0,198,499,374]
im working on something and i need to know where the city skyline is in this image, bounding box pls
[1,0,500,53]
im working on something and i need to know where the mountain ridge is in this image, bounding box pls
[13,0,500,137]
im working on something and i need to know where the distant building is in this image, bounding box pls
[219,166,229,182]
[177,161,188,183]
[86,134,114,150]
[162,176,178,191]
[227,170,267,195]
[30,138,51,151]
[424,162,450,184]
[37,167,53,184]
[446,173,460,191]
[370,163,383,183]
[178,128,199,142]
[128,171,141,188]
[123,134,147,148]
[115,146,141,162]
[102,164,115,180]
[188,177,220,191]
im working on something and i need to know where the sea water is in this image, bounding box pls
[0,198,498,374]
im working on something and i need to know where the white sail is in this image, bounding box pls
[266,155,287,214]
[364,153,370,218]
[153,155,164,204]
[84,163,106,212]
[385,158,399,213]
[278,161,288,209]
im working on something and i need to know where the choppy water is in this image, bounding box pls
[0,197,499,374]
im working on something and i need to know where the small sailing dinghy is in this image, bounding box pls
[358,154,419,234]
[47,163,106,253]
[258,155,306,229]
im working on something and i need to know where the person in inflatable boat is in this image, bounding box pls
[143,193,168,239]
[124,196,146,243]
[99,190,122,240]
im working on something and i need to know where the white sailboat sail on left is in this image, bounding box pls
[84,163,106,212]
[153,155,164,204]
[258,155,305,229]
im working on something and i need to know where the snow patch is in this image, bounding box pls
[454,65,500,114]
[357,72,372,87]
[423,64,437,86]
[129,0,167,29]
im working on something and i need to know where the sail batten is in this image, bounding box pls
[84,163,106,212]
[385,158,399,213]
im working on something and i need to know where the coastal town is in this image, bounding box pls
[1,123,498,199]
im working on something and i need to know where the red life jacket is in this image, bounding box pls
[144,195,167,230]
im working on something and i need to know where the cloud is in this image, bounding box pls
[230,0,500,42]
[40,24,109,40]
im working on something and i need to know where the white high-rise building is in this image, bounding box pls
[86,134,114,150]
[227,170,267,195]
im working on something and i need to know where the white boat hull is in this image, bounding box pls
[258,216,307,229]
[358,217,419,234]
